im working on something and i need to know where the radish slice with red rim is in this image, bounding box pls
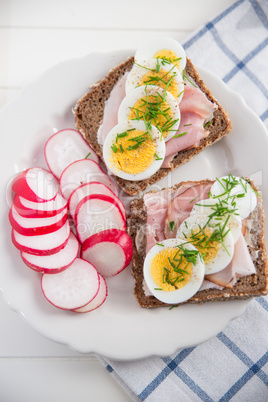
[75,194,126,244]
[21,232,79,273]
[11,220,70,255]
[13,193,67,218]
[9,205,68,236]
[73,274,107,313]
[41,258,100,310]
[81,229,133,277]
[12,167,58,202]
[60,159,118,199]
[45,129,99,179]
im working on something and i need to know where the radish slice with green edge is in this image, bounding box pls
[73,274,107,313]
[11,221,70,255]
[41,258,100,310]
[9,205,68,236]
[45,129,99,179]
[81,229,133,277]
[13,193,67,218]
[75,194,126,244]
[21,232,79,273]
[60,159,118,199]
[12,167,58,202]
[69,181,126,220]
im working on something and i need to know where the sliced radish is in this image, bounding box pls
[11,220,70,255]
[59,159,118,199]
[13,193,68,218]
[41,258,100,310]
[12,167,58,202]
[75,194,126,244]
[68,181,126,221]
[45,129,99,179]
[73,274,107,313]
[21,232,79,273]
[9,205,67,236]
[81,229,133,277]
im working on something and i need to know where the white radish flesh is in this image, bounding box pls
[12,167,58,202]
[75,194,126,244]
[41,258,100,310]
[21,232,79,273]
[60,159,118,199]
[68,181,126,220]
[9,205,67,236]
[13,193,67,218]
[81,229,133,277]
[73,274,107,313]
[11,221,70,255]
[45,129,99,179]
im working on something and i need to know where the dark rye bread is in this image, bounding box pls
[74,56,232,196]
[128,179,268,308]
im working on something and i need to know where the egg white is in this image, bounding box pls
[190,198,242,244]
[102,120,165,181]
[210,176,257,219]
[135,36,187,73]
[176,214,234,275]
[118,85,180,142]
[125,58,184,104]
[143,238,205,304]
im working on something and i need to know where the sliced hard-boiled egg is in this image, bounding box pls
[210,175,258,219]
[176,214,234,275]
[102,120,165,181]
[135,36,187,73]
[190,198,242,244]
[143,238,205,304]
[118,85,180,142]
[125,58,184,103]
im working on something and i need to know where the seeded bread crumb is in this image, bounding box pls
[74,56,232,196]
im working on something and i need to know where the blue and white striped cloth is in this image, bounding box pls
[98,1,268,400]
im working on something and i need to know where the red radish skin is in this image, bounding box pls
[81,229,133,277]
[68,181,126,220]
[13,193,67,218]
[45,129,99,179]
[12,167,58,203]
[73,274,107,313]
[75,194,126,244]
[59,159,118,199]
[21,232,79,273]
[11,221,70,255]
[41,258,100,310]
[9,205,68,236]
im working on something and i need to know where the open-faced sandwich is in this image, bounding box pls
[129,174,268,307]
[74,37,232,196]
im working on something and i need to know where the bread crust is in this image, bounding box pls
[74,57,232,196]
[128,179,268,308]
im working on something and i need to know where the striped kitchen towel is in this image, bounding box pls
[98,1,268,401]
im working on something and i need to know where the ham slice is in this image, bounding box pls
[164,182,213,239]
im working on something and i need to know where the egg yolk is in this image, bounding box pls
[129,95,174,139]
[153,49,181,70]
[138,69,178,98]
[151,247,192,292]
[187,228,220,264]
[110,129,156,174]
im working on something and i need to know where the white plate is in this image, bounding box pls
[0,50,268,360]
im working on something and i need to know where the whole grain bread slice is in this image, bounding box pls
[74,56,232,196]
[128,179,268,308]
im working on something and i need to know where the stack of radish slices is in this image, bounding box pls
[9,129,133,313]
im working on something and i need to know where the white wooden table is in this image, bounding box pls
[0,1,236,400]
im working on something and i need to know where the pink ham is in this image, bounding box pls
[205,234,256,288]
[164,182,213,239]
[97,72,128,145]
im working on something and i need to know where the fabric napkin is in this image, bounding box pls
[98,1,268,400]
